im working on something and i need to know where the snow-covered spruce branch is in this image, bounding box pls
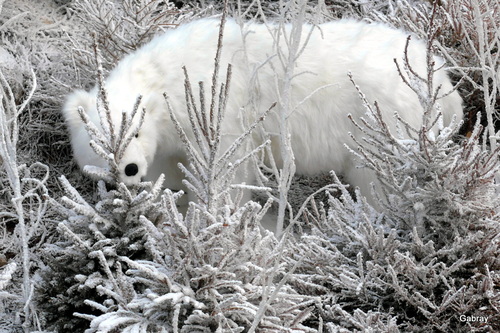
[42,54,168,329]
[75,37,147,186]
[41,170,168,331]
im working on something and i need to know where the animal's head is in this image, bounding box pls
[62,88,164,185]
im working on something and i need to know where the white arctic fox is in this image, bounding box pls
[62,18,462,204]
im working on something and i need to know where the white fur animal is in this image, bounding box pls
[63,18,462,203]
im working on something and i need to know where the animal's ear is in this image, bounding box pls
[62,89,95,128]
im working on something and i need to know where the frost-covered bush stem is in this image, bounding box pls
[264,0,315,238]
[164,1,233,213]
[274,12,296,238]
[436,0,500,149]
[0,67,42,331]
[469,0,499,150]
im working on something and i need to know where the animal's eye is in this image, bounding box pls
[135,133,139,138]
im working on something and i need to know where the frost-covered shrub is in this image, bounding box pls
[37,66,169,331]
[437,0,500,148]
[286,14,500,332]
[38,13,314,332]
[370,0,500,144]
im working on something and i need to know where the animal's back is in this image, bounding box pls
[84,18,462,203]
[238,20,462,177]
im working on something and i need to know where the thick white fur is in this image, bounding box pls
[62,18,463,203]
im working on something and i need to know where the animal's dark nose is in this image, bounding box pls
[125,163,139,176]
